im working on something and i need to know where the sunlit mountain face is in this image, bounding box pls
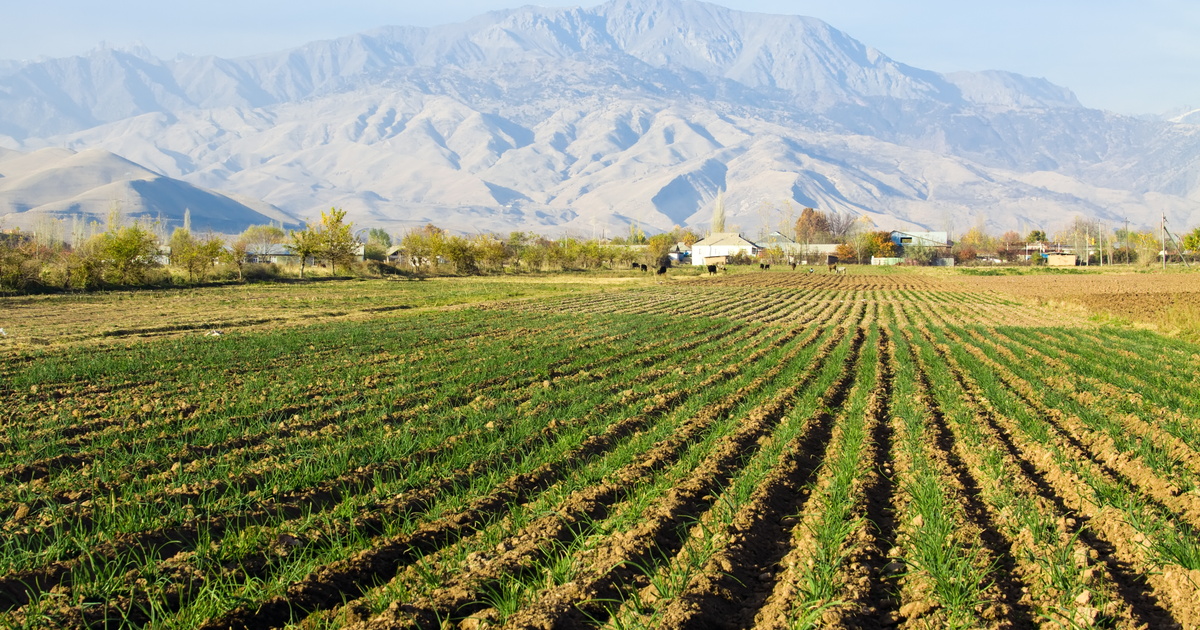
[3,0,1197,235]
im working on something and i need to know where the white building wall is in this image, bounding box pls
[692,244,755,264]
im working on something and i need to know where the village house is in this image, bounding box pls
[690,232,759,265]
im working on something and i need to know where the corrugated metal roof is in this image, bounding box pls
[693,232,757,247]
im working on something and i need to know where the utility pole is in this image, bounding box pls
[1162,213,1167,270]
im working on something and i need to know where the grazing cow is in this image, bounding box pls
[764,263,770,270]
[706,264,717,275]
[828,263,837,273]
[790,262,797,271]
[631,262,639,269]
[837,266,847,275]
[640,264,648,272]
[655,265,667,282]
[759,263,765,270]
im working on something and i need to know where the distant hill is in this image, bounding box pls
[0,147,298,234]
[2,0,1198,236]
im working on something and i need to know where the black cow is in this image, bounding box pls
[656,265,667,277]
[631,262,640,269]
[640,264,648,272]
[764,263,770,270]
[759,263,765,270]
[706,264,717,275]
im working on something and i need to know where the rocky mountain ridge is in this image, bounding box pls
[1,0,1197,236]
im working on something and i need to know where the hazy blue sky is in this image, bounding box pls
[4,0,1198,115]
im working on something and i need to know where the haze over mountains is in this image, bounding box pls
[2,0,1198,236]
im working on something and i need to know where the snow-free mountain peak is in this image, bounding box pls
[2,0,1195,237]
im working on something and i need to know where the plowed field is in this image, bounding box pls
[3,271,1199,630]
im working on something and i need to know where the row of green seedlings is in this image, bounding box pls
[1,307,508,401]
[0,312,638,495]
[0,314,696,590]
[1009,325,1200,422]
[756,322,890,629]
[0,313,662,564]
[0,310,547,458]
[0,313,742,613]
[875,319,1008,628]
[187,302,854,630]
[0,310,657,496]
[3,310,578,447]
[0,313,599,488]
[903,306,1200,628]
[960,325,1200,490]
[901,324,1141,629]
[517,285,828,324]
[306,304,863,630]
[1066,322,1200,369]
[4,309,796,628]
[529,287,765,321]
[922,316,1200,534]
[602,317,872,630]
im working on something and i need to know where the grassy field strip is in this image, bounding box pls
[754,324,892,630]
[514,289,706,317]
[644,322,873,630]
[0,318,683,548]
[480,312,861,630]
[927,315,1200,485]
[4,314,583,440]
[334,315,855,630]
[186,310,846,630]
[0,316,570,463]
[924,322,1200,531]
[0,316,675,490]
[0,317,760,615]
[2,309,517,394]
[518,286,836,328]
[1069,324,1200,367]
[909,311,1200,628]
[1008,327,1200,419]
[47,317,782,630]
[932,300,1049,330]
[972,301,1086,329]
[964,326,1200,476]
[903,326,1144,629]
[0,317,638,483]
[880,319,1007,628]
[750,291,820,325]
[0,314,710,573]
[1029,327,1200,416]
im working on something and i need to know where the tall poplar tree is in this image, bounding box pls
[712,188,726,233]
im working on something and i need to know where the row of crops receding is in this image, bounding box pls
[2,274,1200,630]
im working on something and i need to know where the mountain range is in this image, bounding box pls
[0,147,296,233]
[1,0,1198,237]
